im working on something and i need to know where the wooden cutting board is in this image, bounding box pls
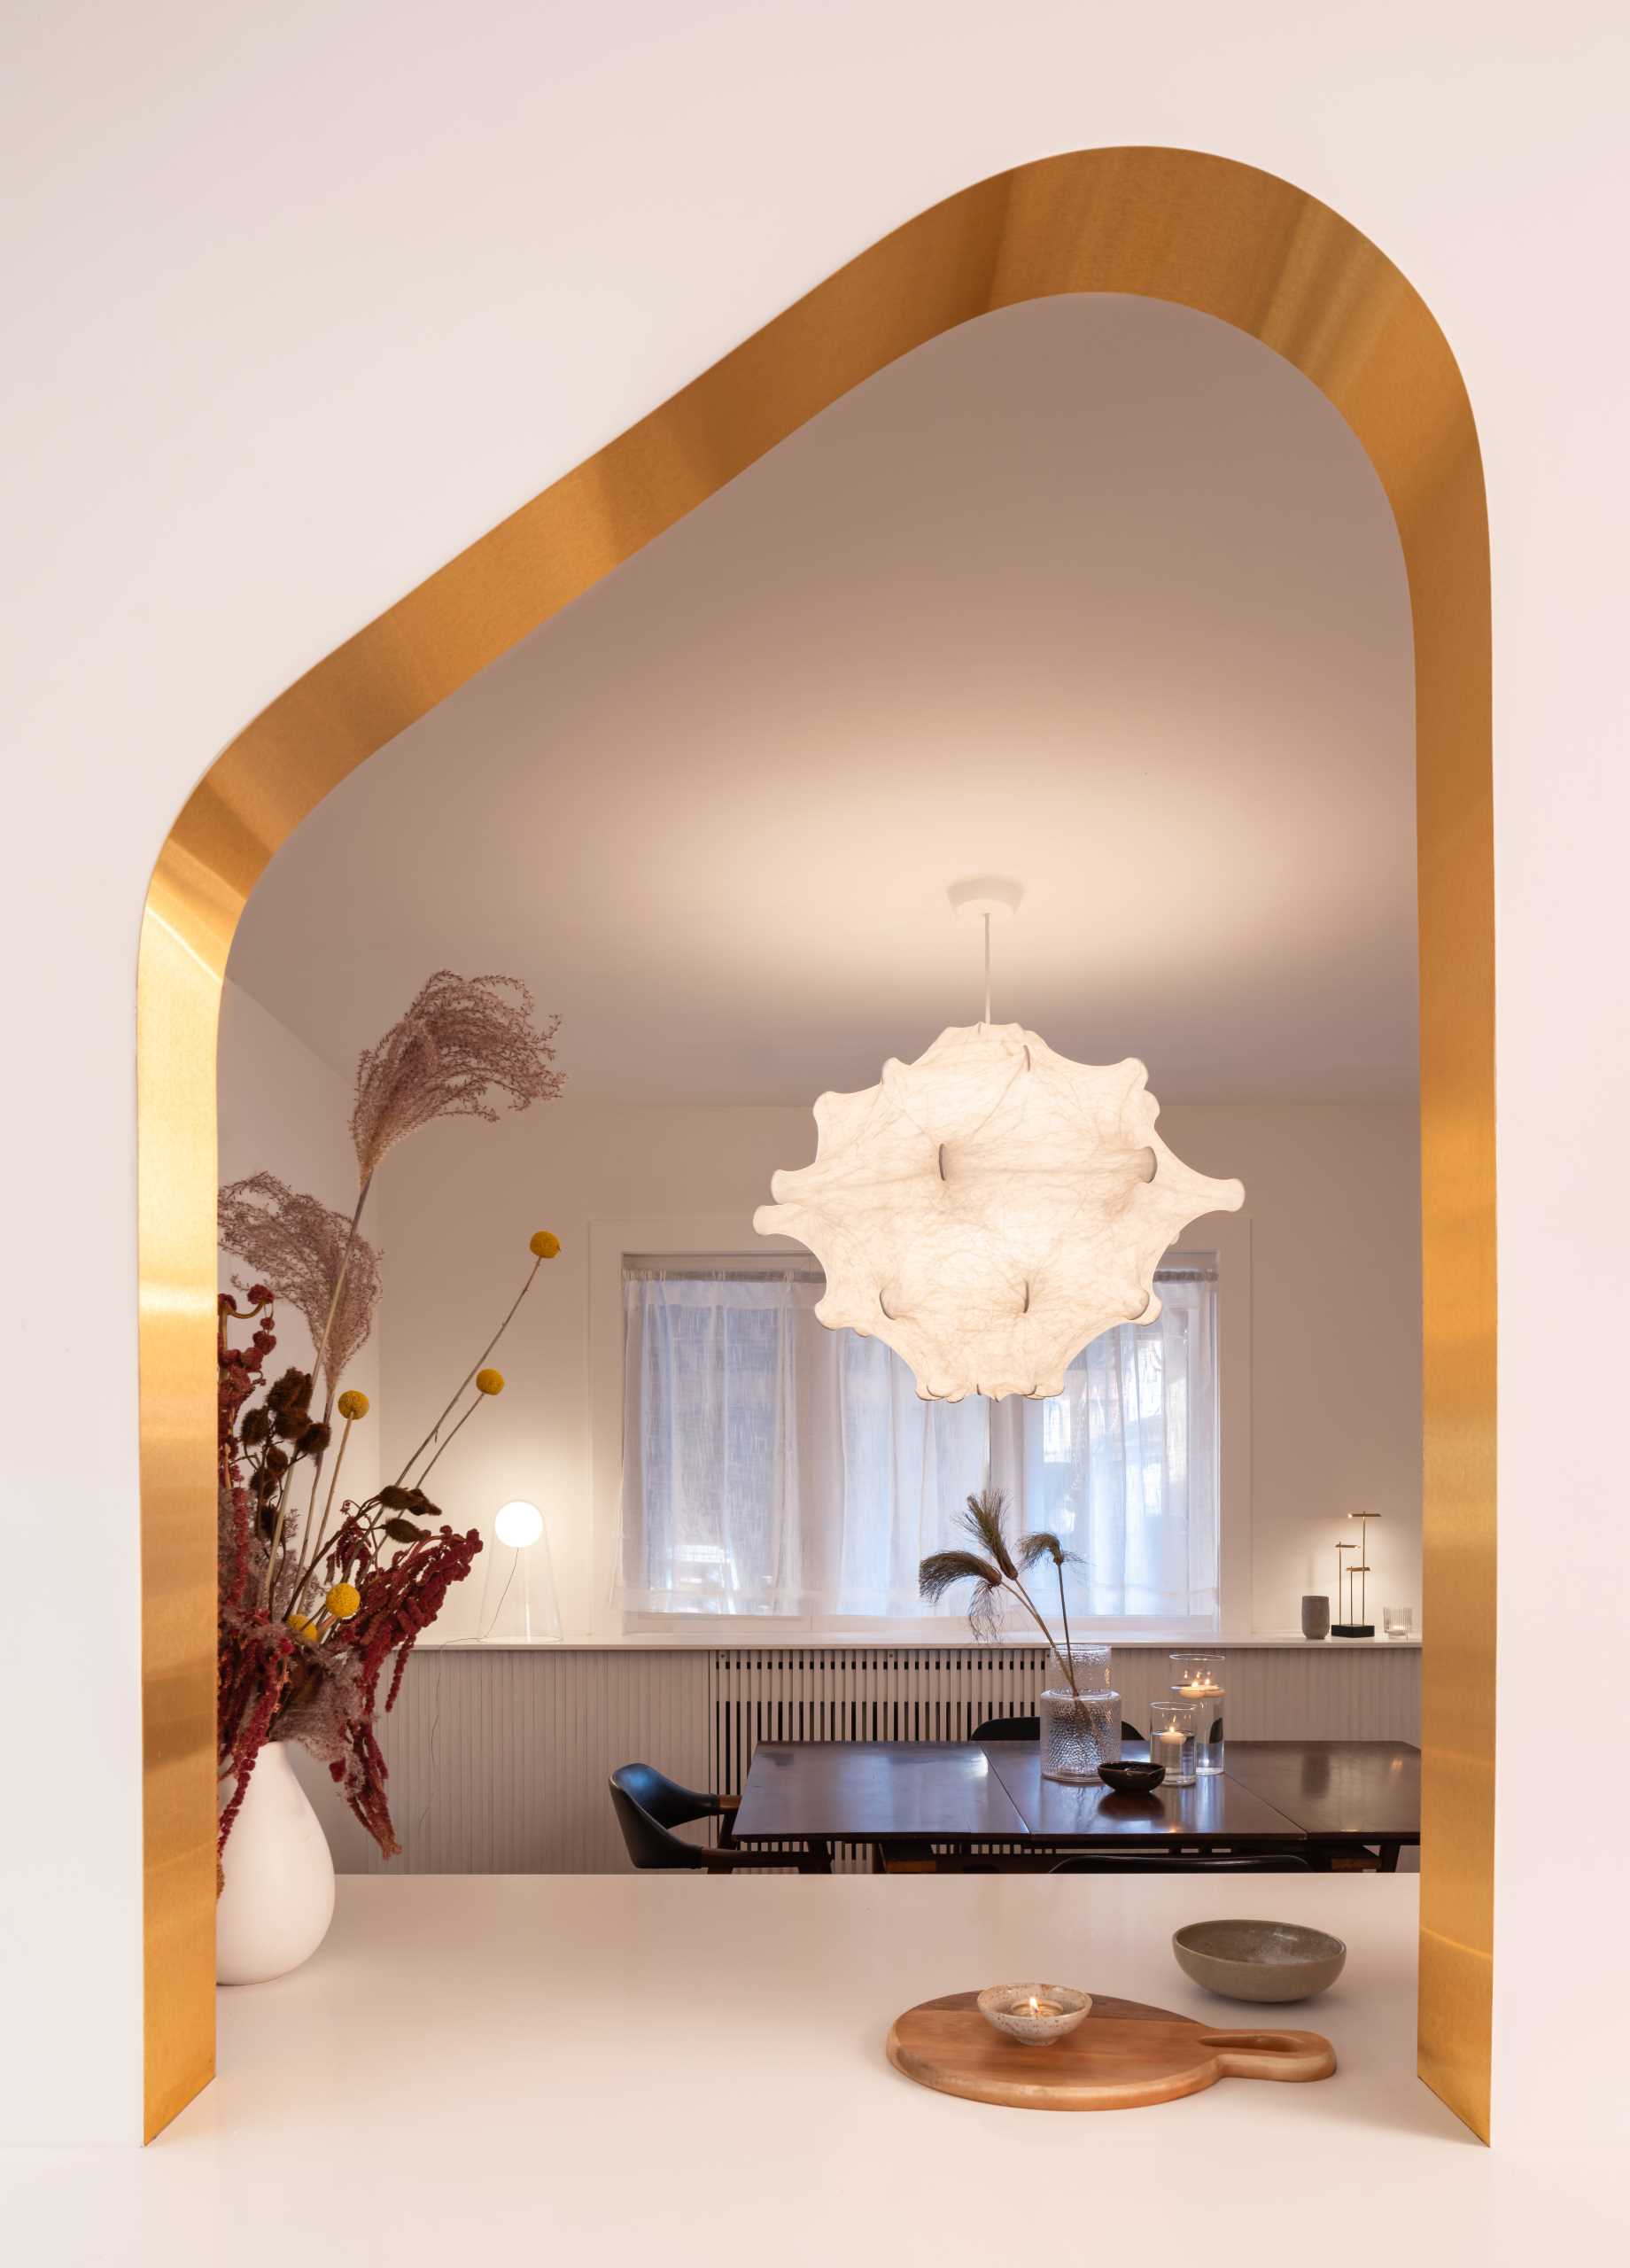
[887,1991,1336,2111]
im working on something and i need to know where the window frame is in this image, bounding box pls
[588,1208,1253,1642]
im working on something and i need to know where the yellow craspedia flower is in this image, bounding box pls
[476,1367,505,1395]
[325,1581,361,1621]
[286,1613,319,1642]
[337,1389,370,1421]
[530,1230,561,1259]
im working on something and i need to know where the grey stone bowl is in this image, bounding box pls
[1172,1918,1347,2003]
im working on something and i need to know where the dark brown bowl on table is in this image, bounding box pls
[1098,1760,1167,1795]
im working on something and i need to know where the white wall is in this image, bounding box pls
[4,0,1626,2148]
[363,1097,1419,1643]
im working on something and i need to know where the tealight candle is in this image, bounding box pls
[976,1984,1092,2045]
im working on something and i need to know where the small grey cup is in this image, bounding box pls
[1300,1594,1331,1640]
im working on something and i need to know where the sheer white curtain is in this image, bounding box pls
[1007,1266,1219,1620]
[619,1258,1218,1622]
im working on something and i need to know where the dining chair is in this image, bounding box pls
[609,1763,827,1873]
[972,1713,1145,1744]
[1048,1852,1312,1874]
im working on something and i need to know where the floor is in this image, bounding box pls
[2,1876,1625,2265]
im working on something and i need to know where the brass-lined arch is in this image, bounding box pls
[138,145,1494,2140]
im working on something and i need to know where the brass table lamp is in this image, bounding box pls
[1332,1511,1379,1636]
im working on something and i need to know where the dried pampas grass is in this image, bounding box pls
[218,1172,383,1394]
[350,969,564,1184]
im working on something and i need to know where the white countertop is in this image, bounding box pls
[3,1876,1620,2264]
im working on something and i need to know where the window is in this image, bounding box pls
[618,1254,1220,1628]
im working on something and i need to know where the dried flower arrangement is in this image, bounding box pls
[217,971,563,1865]
[919,1488,1088,1696]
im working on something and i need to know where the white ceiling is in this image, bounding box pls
[229,293,1417,1107]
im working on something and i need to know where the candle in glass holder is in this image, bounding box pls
[1168,1653,1226,1773]
[1149,1701,1199,1786]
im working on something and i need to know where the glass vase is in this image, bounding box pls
[1038,1686,1122,1784]
[1052,1643,1111,1695]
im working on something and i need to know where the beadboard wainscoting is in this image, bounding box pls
[291,1643,1420,1876]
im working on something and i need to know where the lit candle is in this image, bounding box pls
[1159,1727,1184,1744]
[1178,1680,1221,1696]
[1027,1995,1061,2018]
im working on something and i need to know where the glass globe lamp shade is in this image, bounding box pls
[494,1498,545,1550]
[756,1021,1243,1401]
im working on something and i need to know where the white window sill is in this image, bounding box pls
[423,1630,1421,1652]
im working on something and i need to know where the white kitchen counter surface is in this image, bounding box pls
[2,1876,1623,2264]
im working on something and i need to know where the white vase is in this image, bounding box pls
[216,1741,337,1984]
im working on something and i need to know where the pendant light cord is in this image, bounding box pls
[983,913,992,1026]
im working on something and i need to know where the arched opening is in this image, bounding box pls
[137,144,1494,2141]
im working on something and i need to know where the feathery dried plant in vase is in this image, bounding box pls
[920,1491,1121,1784]
[215,973,564,1977]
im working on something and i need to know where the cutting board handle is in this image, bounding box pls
[1197,2029,1338,2084]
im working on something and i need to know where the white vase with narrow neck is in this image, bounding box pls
[217,1742,337,1984]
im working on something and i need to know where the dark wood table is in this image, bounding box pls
[729,1737,1420,1869]
[1220,1741,1420,1868]
[730,1743,1027,1863]
[978,1742,1310,1850]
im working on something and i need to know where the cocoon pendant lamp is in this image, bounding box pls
[754,884,1244,1402]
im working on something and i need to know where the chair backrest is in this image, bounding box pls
[609,1764,711,1870]
[1049,1852,1311,1874]
[971,1714,1039,1741]
[972,1714,1145,1743]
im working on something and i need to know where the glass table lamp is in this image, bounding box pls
[477,1499,562,1642]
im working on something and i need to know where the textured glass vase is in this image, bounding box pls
[1038,1686,1122,1784]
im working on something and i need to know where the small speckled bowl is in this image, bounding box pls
[975,1984,1092,2045]
[1172,1919,1347,2003]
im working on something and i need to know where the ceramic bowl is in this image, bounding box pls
[1098,1759,1166,1795]
[1171,1918,1347,2003]
[975,1983,1092,2045]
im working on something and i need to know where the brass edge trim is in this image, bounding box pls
[137,144,1494,2140]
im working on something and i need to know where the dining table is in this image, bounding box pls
[728,1736,1419,1871]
